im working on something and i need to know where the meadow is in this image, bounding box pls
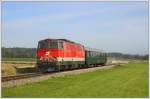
[2,62,148,98]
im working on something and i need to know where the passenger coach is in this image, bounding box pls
[85,47,107,66]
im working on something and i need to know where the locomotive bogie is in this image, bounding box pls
[37,61,85,72]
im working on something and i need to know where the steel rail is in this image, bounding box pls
[2,73,43,82]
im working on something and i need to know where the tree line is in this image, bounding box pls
[1,47,148,60]
[2,47,36,58]
[107,52,148,60]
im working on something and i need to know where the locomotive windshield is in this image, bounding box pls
[38,41,58,48]
[38,40,63,49]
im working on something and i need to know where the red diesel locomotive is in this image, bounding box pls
[36,39,85,72]
[36,38,107,72]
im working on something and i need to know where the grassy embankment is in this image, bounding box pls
[2,58,36,76]
[2,62,148,98]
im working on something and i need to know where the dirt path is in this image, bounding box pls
[2,65,116,88]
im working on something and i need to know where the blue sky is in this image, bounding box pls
[2,2,148,55]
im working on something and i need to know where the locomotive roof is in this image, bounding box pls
[39,39,105,52]
[85,47,104,52]
[39,38,82,45]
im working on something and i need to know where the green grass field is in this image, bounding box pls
[2,62,148,98]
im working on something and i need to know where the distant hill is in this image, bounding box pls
[1,47,148,60]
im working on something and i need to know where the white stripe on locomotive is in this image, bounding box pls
[56,57,85,61]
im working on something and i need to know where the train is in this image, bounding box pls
[36,38,107,72]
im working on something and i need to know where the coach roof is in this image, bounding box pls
[85,47,104,52]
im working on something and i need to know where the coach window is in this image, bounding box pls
[90,52,91,57]
[87,51,89,57]
[93,52,95,57]
[88,51,91,57]
[90,51,92,57]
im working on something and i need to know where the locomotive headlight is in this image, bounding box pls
[37,57,44,61]
[37,57,42,63]
[40,57,43,60]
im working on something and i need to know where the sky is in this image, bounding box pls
[2,2,148,55]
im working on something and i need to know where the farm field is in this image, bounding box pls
[2,58,36,76]
[2,58,36,62]
[2,62,148,98]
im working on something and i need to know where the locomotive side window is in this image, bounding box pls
[49,41,58,48]
[59,42,63,49]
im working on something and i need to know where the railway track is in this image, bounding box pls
[2,64,120,82]
[2,73,43,82]
[1,68,89,82]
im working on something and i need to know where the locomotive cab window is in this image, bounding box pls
[38,41,48,48]
[38,41,58,48]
